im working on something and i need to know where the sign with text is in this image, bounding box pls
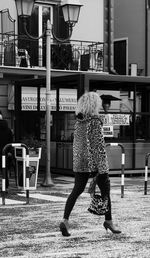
[101,114,130,138]
[21,87,77,111]
[103,126,114,137]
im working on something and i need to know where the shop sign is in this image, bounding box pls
[21,87,77,111]
[101,114,130,138]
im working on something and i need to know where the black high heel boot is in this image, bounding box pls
[59,222,71,237]
[103,221,121,234]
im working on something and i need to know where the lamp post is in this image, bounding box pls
[15,0,82,186]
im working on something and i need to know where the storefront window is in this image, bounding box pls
[135,88,150,114]
[50,88,77,142]
[135,115,150,140]
[21,87,38,110]
[20,87,77,141]
[102,115,133,140]
[51,112,75,142]
[96,90,133,140]
[120,91,134,113]
[135,87,150,140]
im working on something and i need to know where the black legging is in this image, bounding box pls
[63,172,112,221]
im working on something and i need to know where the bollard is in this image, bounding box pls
[1,143,29,205]
[26,152,30,204]
[106,143,125,198]
[2,154,6,205]
[144,153,150,195]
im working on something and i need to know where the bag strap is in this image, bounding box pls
[88,173,99,196]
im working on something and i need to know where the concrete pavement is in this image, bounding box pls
[0,173,150,257]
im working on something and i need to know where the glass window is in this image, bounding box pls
[120,91,134,113]
[135,115,150,140]
[95,90,133,141]
[135,89,150,113]
[21,87,38,111]
[52,112,75,142]
[135,86,150,140]
[102,114,133,140]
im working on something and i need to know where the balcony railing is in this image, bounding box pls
[0,33,104,72]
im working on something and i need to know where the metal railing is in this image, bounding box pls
[0,33,104,72]
[1,143,30,205]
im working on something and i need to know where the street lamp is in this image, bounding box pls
[15,0,82,186]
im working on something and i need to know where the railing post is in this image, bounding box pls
[2,153,6,205]
[106,143,125,198]
[25,148,30,204]
[144,153,150,195]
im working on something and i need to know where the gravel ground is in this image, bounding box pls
[0,175,150,258]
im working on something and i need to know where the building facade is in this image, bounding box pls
[114,0,150,76]
[0,0,104,123]
[0,0,150,173]
[0,0,106,173]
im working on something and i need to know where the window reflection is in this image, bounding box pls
[135,115,150,140]
[97,90,134,141]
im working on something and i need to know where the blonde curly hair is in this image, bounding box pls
[76,91,102,116]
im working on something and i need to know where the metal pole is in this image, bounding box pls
[144,153,150,195]
[2,154,6,205]
[41,20,54,186]
[26,152,30,204]
[120,147,125,198]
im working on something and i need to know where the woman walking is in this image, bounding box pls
[59,92,121,236]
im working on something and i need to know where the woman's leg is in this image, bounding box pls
[60,172,89,236]
[63,172,89,220]
[96,173,121,233]
[96,173,112,220]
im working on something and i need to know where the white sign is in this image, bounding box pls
[21,87,77,111]
[101,114,130,138]
[22,87,38,111]
[103,126,114,137]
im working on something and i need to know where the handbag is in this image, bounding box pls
[88,193,109,216]
[88,173,109,216]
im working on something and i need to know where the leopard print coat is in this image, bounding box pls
[73,114,109,174]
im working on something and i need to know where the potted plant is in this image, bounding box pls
[21,135,42,158]
[16,135,43,190]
